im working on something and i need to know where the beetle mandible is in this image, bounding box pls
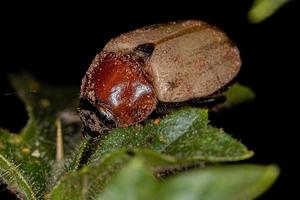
[80,20,241,136]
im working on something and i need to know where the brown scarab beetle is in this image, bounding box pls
[80,20,241,136]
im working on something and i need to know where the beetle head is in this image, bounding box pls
[79,98,117,136]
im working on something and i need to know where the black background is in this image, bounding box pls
[0,0,298,199]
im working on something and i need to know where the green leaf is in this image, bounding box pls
[49,150,131,200]
[49,149,177,200]
[0,73,276,199]
[156,164,279,200]
[248,0,290,23]
[164,126,253,161]
[89,107,253,164]
[97,158,156,200]
[0,74,81,198]
[64,136,92,172]
[98,158,280,200]
[0,154,36,200]
[220,83,255,109]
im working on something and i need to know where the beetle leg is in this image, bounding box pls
[150,79,238,119]
[189,95,226,106]
[151,95,226,117]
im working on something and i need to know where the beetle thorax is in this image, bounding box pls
[80,52,157,135]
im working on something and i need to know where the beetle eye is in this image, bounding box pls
[79,98,117,136]
[133,43,155,58]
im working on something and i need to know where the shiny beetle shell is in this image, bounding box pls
[80,20,241,136]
